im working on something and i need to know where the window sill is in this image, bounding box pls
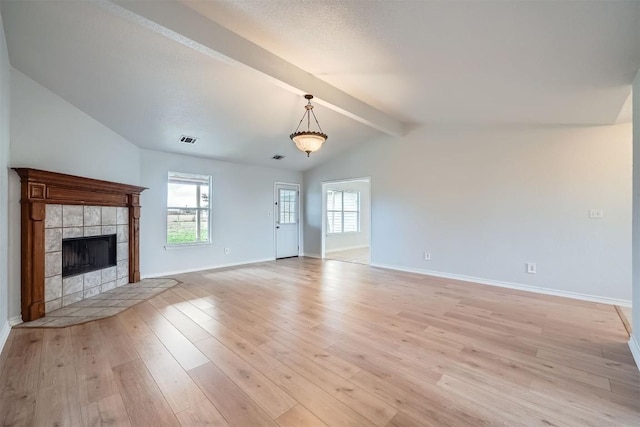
[326,231,361,236]
[164,242,212,250]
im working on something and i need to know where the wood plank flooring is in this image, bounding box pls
[325,247,370,265]
[615,305,633,336]
[1,257,638,426]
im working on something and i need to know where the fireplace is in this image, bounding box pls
[62,234,117,277]
[13,168,147,321]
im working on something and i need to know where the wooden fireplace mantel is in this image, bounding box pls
[13,168,147,322]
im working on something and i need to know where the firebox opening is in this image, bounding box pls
[62,234,117,277]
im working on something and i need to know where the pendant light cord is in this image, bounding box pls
[292,98,324,133]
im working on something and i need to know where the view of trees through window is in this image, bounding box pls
[167,172,211,244]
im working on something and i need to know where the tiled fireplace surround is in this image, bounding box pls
[14,168,145,322]
[44,204,130,312]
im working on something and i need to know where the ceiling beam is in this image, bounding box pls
[99,0,405,137]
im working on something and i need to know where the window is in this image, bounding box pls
[167,172,211,245]
[327,190,360,234]
[279,189,297,224]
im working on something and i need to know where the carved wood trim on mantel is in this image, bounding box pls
[13,168,147,322]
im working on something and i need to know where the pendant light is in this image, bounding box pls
[290,94,328,157]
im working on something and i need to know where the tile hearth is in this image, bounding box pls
[14,278,178,328]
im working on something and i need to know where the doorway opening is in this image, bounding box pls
[321,178,371,265]
[274,182,301,259]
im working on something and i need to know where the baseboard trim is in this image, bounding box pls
[9,315,22,327]
[370,263,632,307]
[303,253,322,259]
[629,335,640,370]
[0,321,10,355]
[141,257,275,279]
[325,245,369,254]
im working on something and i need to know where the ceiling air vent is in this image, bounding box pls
[179,135,198,144]
[272,155,285,160]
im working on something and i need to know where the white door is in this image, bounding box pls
[275,183,299,259]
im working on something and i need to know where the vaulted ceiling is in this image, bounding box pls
[2,0,639,171]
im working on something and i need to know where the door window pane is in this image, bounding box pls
[279,189,297,224]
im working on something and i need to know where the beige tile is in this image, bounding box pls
[68,307,105,317]
[96,293,121,300]
[157,280,178,288]
[84,226,102,237]
[48,306,83,317]
[84,206,101,226]
[117,243,128,261]
[102,225,116,235]
[45,204,62,228]
[84,286,102,299]
[15,278,178,328]
[101,207,116,225]
[45,317,87,327]
[84,270,102,288]
[86,293,110,300]
[63,275,84,296]
[62,291,83,307]
[116,225,128,243]
[66,299,101,308]
[45,252,62,277]
[101,299,126,307]
[45,228,62,253]
[101,281,117,292]
[116,207,128,225]
[116,260,129,279]
[45,298,62,313]
[96,307,126,317]
[63,227,83,239]
[81,316,107,324]
[101,266,117,283]
[101,287,124,295]
[113,300,141,308]
[63,205,84,227]
[20,316,57,327]
[44,275,62,302]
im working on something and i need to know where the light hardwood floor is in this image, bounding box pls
[1,257,638,426]
[325,247,370,265]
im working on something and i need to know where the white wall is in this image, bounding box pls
[5,69,303,320]
[10,70,141,185]
[631,71,640,366]
[0,10,11,347]
[140,149,302,277]
[304,123,632,303]
[325,179,370,253]
[8,70,142,320]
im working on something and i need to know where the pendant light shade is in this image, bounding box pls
[290,94,327,157]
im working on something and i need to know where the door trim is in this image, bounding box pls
[274,182,302,259]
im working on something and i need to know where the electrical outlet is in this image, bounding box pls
[424,252,431,261]
[224,248,230,255]
[526,263,536,274]
[589,209,603,219]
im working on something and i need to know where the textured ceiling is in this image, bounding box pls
[2,1,639,171]
[185,0,640,125]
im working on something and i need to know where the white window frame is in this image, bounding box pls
[326,190,360,235]
[166,171,212,246]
